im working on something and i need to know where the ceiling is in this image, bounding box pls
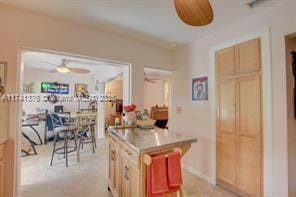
[23,51,125,81]
[1,0,284,47]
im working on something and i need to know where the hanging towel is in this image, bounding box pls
[167,151,183,188]
[147,155,168,197]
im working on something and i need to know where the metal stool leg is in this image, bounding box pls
[63,132,66,159]
[75,132,80,162]
[65,132,69,167]
[91,129,95,153]
[50,133,58,166]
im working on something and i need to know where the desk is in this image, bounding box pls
[22,121,43,145]
[22,121,42,156]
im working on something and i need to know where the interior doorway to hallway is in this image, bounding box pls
[144,67,172,129]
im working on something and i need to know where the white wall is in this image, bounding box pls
[144,80,164,110]
[0,4,173,196]
[23,67,95,113]
[171,2,296,196]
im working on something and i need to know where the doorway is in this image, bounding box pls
[17,48,131,196]
[285,33,296,197]
[143,67,172,129]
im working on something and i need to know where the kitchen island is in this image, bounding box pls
[107,127,197,197]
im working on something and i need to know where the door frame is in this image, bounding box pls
[209,28,272,196]
[14,47,132,196]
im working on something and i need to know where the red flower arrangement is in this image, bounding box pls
[123,104,137,112]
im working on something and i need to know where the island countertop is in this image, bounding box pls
[107,127,197,154]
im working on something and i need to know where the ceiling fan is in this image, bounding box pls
[174,0,214,26]
[144,73,160,83]
[43,59,91,74]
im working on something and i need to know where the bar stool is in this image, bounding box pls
[78,118,97,153]
[49,113,79,167]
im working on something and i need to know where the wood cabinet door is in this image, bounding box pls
[114,147,120,197]
[120,156,139,197]
[121,157,130,197]
[109,143,120,197]
[236,76,262,196]
[109,144,116,189]
[235,39,261,74]
[129,163,139,197]
[216,46,236,78]
[0,102,8,143]
[216,80,237,186]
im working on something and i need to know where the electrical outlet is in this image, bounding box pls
[176,106,182,114]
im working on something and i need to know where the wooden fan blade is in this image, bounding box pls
[70,68,90,74]
[174,0,214,26]
[145,78,157,83]
[50,69,58,73]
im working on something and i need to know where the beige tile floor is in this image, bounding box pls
[20,139,237,197]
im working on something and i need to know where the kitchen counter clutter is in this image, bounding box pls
[107,127,197,197]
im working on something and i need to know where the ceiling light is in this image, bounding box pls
[56,65,70,73]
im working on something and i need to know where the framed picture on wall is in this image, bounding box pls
[192,76,208,101]
[75,83,88,96]
[0,62,7,96]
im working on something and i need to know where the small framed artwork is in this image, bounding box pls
[0,62,7,96]
[75,83,88,96]
[192,76,208,101]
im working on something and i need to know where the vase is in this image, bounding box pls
[125,111,136,126]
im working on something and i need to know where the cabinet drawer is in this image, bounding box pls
[0,144,3,161]
[120,143,139,168]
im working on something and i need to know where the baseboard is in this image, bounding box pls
[182,164,212,184]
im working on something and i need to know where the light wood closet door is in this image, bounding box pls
[216,38,262,196]
[236,76,262,196]
[216,80,236,186]
[216,46,236,77]
[235,39,261,74]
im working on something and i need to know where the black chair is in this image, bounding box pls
[49,113,79,167]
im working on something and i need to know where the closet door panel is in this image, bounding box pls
[216,80,236,186]
[236,76,262,196]
[236,39,261,74]
[237,76,262,137]
[216,46,236,77]
[217,80,236,133]
[237,137,262,196]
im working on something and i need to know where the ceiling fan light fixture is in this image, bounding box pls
[56,65,70,73]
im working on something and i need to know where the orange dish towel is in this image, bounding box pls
[147,155,168,197]
[167,151,183,188]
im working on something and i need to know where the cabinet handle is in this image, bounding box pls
[125,149,132,156]
[111,150,116,161]
[124,166,130,181]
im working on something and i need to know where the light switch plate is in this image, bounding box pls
[176,106,182,114]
